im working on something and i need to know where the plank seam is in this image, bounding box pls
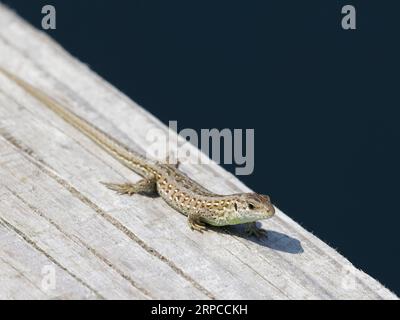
[6,187,153,299]
[0,129,216,299]
[0,216,102,298]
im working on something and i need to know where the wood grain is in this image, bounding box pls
[0,4,397,299]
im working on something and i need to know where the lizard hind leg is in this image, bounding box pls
[165,154,180,169]
[188,214,207,233]
[101,178,157,196]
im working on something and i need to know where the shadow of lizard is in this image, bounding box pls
[212,223,304,254]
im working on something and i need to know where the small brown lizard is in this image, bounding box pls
[0,67,275,237]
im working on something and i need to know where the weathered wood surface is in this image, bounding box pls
[0,5,397,300]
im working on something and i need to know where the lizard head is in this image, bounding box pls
[228,193,275,224]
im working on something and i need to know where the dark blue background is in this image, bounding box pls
[4,0,399,295]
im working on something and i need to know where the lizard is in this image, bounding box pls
[0,67,275,237]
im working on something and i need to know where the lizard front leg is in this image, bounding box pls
[101,178,157,196]
[245,222,268,239]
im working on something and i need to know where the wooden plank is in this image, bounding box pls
[0,134,208,300]
[0,221,94,299]
[0,4,397,299]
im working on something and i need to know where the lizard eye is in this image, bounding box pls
[234,203,238,211]
[248,203,255,210]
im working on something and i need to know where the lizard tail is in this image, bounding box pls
[0,66,155,179]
